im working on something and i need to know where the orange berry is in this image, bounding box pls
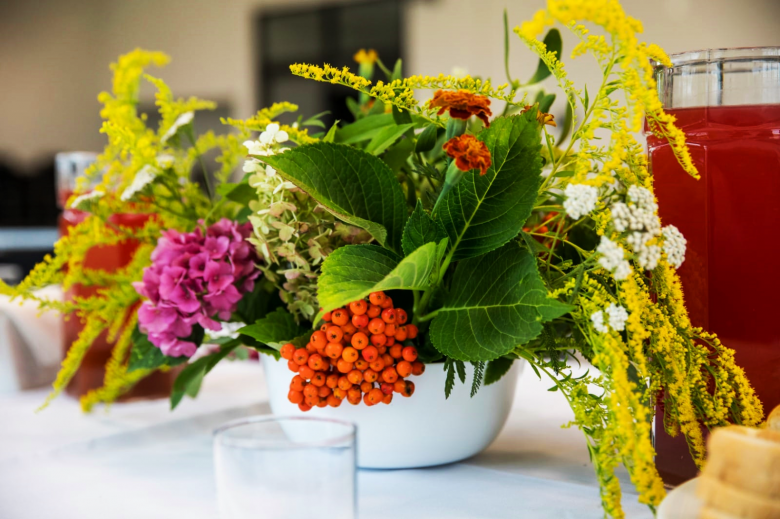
[347,387,362,405]
[303,385,318,398]
[389,344,403,359]
[311,372,326,387]
[363,393,372,406]
[355,359,369,371]
[406,324,418,339]
[385,336,395,347]
[325,325,343,343]
[290,375,305,392]
[331,309,349,326]
[342,346,359,363]
[363,369,379,383]
[349,299,368,315]
[380,382,394,395]
[367,388,384,405]
[411,361,425,376]
[368,318,386,335]
[326,373,339,389]
[311,330,328,350]
[402,346,418,362]
[305,395,319,407]
[306,342,318,354]
[298,365,315,380]
[342,322,357,334]
[281,343,295,360]
[288,390,304,404]
[343,332,354,344]
[394,327,408,341]
[293,349,309,366]
[394,380,406,393]
[324,342,344,360]
[287,359,300,373]
[307,354,326,371]
[396,360,412,378]
[384,323,396,337]
[400,380,415,397]
[382,366,399,383]
[338,376,352,391]
[337,358,354,374]
[368,358,385,372]
[360,381,374,394]
[362,345,379,363]
[347,370,364,385]
[327,394,342,407]
[381,308,397,324]
[316,398,328,408]
[351,332,369,350]
[352,313,369,328]
[370,333,387,347]
[322,311,332,322]
[382,393,393,405]
[382,353,394,367]
[378,345,387,354]
[333,387,347,399]
[380,296,393,309]
[318,386,332,398]
[298,403,312,412]
[369,292,386,306]
[367,304,382,318]
[395,308,408,325]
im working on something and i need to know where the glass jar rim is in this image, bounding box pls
[213,414,357,449]
[653,46,780,69]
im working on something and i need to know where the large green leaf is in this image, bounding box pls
[402,200,447,256]
[317,240,447,315]
[433,112,542,261]
[258,143,407,254]
[335,113,396,144]
[429,242,572,362]
[170,339,241,410]
[365,123,415,155]
[127,327,190,372]
[238,307,304,350]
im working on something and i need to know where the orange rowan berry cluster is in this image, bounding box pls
[280,291,424,412]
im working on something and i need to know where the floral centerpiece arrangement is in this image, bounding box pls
[3,0,766,516]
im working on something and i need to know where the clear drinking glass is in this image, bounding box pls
[648,47,780,485]
[214,416,357,519]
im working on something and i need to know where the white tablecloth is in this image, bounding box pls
[0,361,653,518]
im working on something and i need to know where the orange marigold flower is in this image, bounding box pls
[522,105,557,127]
[429,89,492,127]
[443,134,492,176]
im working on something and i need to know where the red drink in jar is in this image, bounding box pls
[648,48,780,484]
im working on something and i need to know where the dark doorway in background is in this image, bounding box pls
[256,0,403,128]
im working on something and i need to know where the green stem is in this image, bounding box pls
[187,129,214,202]
[417,309,441,322]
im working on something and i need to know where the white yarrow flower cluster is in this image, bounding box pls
[597,237,632,280]
[563,184,599,220]
[70,189,105,209]
[161,111,194,144]
[591,304,630,334]
[609,185,663,271]
[662,225,687,268]
[121,165,157,201]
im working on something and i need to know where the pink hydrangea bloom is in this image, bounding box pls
[134,219,260,357]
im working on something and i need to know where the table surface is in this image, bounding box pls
[0,361,654,519]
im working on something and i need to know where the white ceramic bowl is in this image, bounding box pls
[261,356,522,469]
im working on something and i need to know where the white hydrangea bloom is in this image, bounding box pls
[70,189,105,209]
[121,165,157,201]
[591,311,608,333]
[161,111,194,144]
[605,304,629,332]
[597,236,632,280]
[662,225,687,268]
[563,184,598,220]
[625,231,661,270]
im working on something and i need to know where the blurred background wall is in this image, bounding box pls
[0,0,778,277]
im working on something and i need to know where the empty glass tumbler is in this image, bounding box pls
[213,416,357,519]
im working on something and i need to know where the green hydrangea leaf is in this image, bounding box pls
[484,357,514,386]
[433,111,542,262]
[259,143,407,254]
[429,242,573,362]
[238,307,304,350]
[128,327,190,372]
[316,240,447,318]
[402,200,448,256]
